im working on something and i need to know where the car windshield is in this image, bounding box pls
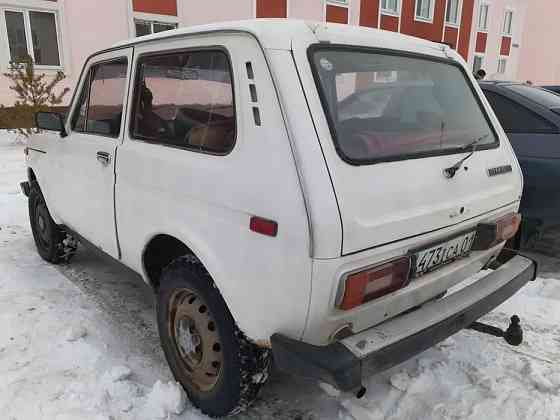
[311,48,498,163]
[506,84,560,109]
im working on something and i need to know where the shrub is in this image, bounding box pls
[1,55,70,138]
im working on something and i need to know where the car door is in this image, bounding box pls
[50,48,133,258]
[483,88,560,253]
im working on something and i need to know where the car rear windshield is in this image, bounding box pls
[310,48,498,164]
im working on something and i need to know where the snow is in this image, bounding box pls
[1,129,560,419]
[66,325,88,342]
[143,380,187,419]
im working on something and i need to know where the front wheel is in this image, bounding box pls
[156,256,271,417]
[28,181,77,264]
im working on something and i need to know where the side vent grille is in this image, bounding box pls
[252,107,261,126]
[249,84,258,102]
[246,62,254,79]
[246,61,261,126]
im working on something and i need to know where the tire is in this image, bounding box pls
[28,181,77,264]
[157,256,271,417]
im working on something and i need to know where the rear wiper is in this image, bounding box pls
[443,134,489,179]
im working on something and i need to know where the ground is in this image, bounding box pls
[1,131,560,420]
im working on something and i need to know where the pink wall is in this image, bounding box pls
[517,0,560,85]
[178,0,252,25]
[289,1,323,21]
[467,0,527,82]
[0,0,130,106]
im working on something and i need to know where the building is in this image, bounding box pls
[468,0,527,82]
[0,0,545,106]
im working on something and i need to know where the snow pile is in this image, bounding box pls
[66,324,88,342]
[104,365,133,383]
[143,380,187,419]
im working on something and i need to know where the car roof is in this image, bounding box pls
[110,19,450,58]
[478,80,521,87]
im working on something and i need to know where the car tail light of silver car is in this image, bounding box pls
[472,213,522,250]
[338,257,411,310]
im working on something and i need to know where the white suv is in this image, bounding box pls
[22,20,536,417]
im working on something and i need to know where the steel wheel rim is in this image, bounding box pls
[34,202,51,249]
[168,288,223,392]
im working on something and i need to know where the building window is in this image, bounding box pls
[497,58,507,74]
[473,55,483,73]
[477,3,489,31]
[415,0,434,21]
[445,0,461,26]
[327,0,349,4]
[134,19,177,37]
[4,9,61,67]
[503,10,513,35]
[381,0,399,15]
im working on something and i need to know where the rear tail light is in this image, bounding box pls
[497,213,522,243]
[473,213,522,250]
[338,257,411,311]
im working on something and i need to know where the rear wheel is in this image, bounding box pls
[28,181,77,264]
[156,256,271,417]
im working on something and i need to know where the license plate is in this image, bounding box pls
[412,231,477,277]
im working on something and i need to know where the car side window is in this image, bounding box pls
[131,49,235,154]
[484,90,557,133]
[71,58,128,137]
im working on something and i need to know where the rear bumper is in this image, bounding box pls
[20,181,30,197]
[271,255,537,391]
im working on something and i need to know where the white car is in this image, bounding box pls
[22,20,536,417]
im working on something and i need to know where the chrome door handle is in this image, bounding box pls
[96,151,111,165]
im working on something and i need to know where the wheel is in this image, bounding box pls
[157,256,271,417]
[28,181,77,264]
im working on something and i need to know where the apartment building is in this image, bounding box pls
[0,0,541,105]
[468,0,526,82]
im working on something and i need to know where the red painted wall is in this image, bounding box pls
[443,26,459,49]
[457,0,474,60]
[326,4,349,23]
[380,14,399,32]
[475,32,487,53]
[256,0,287,18]
[359,0,380,28]
[500,36,512,56]
[132,0,177,16]
[400,0,445,42]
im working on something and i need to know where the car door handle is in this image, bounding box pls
[96,151,111,166]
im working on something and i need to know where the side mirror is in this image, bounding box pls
[35,112,67,138]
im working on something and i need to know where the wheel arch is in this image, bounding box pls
[141,234,226,300]
[142,233,195,291]
[28,167,37,182]
[141,232,247,332]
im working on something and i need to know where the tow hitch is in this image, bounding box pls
[468,315,523,346]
